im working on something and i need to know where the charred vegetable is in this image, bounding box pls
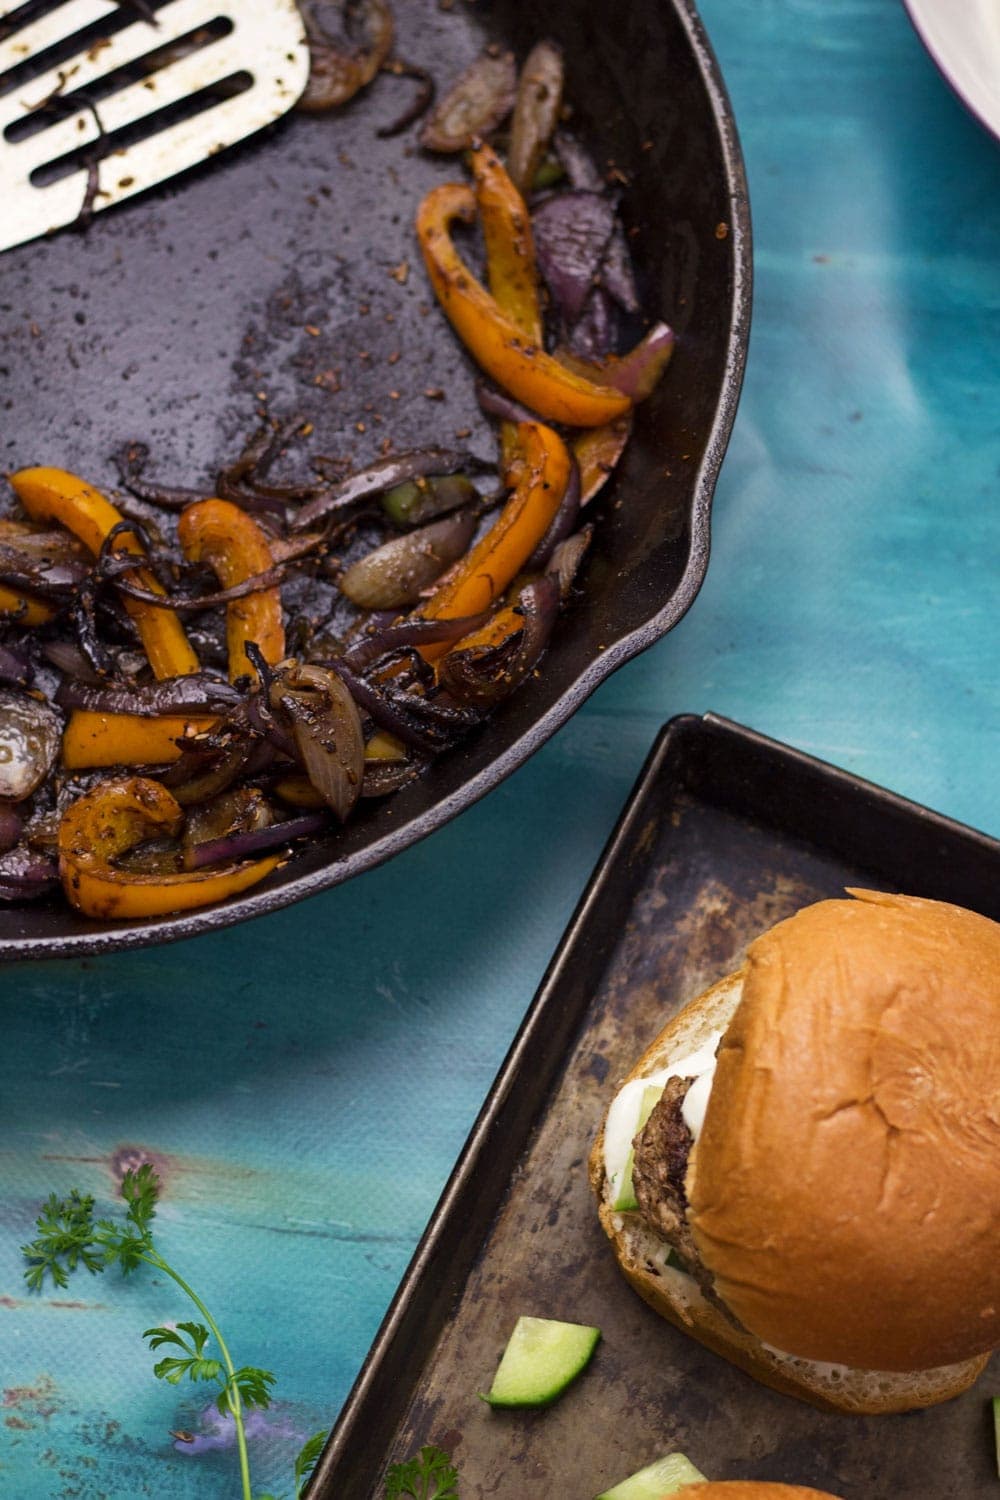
[418,46,516,152]
[0,691,62,801]
[339,513,476,609]
[0,36,679,922]
[297,0,394,113]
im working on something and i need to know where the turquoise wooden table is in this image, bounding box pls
[3,1,999,1495]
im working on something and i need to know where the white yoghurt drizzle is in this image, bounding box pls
[603,1030,724,1205]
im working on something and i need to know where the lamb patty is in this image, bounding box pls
[631,1074,701,1269]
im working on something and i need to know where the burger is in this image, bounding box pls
[589,889,1000,1413]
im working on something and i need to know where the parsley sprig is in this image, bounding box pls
[23,1163,325,1500]
[386,1445,459,1500]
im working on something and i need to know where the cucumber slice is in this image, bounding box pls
[483,1316,601,1407]
[595,1451,707,1499]
[611,1082,664,1211]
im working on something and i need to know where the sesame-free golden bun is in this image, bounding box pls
[591,890,1000,1412]
[688,891,1000,1374]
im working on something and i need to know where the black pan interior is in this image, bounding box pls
[0,0,750,958]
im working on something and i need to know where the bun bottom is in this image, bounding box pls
[589,972,989,1415]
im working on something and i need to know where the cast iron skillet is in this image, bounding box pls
[0,0,751,961]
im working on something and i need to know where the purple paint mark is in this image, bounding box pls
[172,1404,302,1456]
[109,1144,174,1192]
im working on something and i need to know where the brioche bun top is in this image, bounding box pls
[687,890,1000,1371]
[682,1487,843,1500]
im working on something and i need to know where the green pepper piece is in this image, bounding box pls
[381,473,478,528]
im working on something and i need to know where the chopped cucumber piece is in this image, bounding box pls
[596,1451,707,1499]
[993,1396,1000,1477]
[611,1082,664,1211]
[483,1316,601,1408]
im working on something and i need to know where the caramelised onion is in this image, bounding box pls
[526,455,580,570]
[567,286,617,360]
[331,661,478,753]
[184,811,328,871]
[547,524,593,599]
[475,382,537,427]
[419,45,516,152]
[297,0,395,113]
[341,611,490,672]
[600,224,640,315]
[558,320,675,400]
[270,662,365,821]
[438,576,560,708]
[0,691,62,802]
[507,40,564,197]
[531,190,617,325]
[182,786,273,855]
[108,563,288,613]
[55,672,241,717]
[362,757,422,797]
[576,416,632,504]
[0,642,32,686]
[601,321,675,399]
[552,129,604,192]
[41,639,104,683]
[165,733,275,808]
[0,843,59,901]
[0,804,24,855]
[0,520,88,569]
[293,449,483,530]
[114,442,207,511]
[0,540,89,601]
[330,660,438,752]
[376,57,435,138]
[339,512,476,610]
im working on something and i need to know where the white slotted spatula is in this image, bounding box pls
[0,0,310,253]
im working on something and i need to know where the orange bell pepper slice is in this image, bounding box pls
[62,710,219,770]
[471,143,542,482]
[8,466,199,681]
[418,420,570,659]
[472,143,543,347]
[416,183,631,428]
[58,776,281,920]
[0,585,57,625]
[177,499,285,685]
[446,601,522,655]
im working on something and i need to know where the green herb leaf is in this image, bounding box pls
[152,1353,224,1386]
[122,1163,160,1234]
[143,1322,212,1356]
[386,1445,459,1500]
[294,1429,329,1496]
[21,1190,104,1291]
[215,1366,278,1416]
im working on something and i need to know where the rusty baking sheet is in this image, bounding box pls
[310,711,1000,1500]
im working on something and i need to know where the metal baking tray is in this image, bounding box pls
[0,0,750,962]
[310,712,1000,1500]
